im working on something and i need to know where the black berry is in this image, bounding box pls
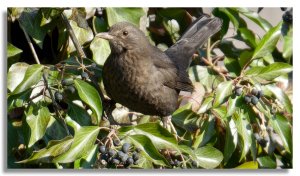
[251,96,259,105]
[283,10,293,24]
[108,148,116,157]
[234,87,243,96]
[99,145,106,154]
[121,154,129,163]
[135,147,141,153]
[113,139,120,146]
[65,85,76,94]
[251,88,258,96]
[126,157,134,165]
[112,158,120,165]
[81,72,89,79]
[117,151,125,158]
[61,78,73,86]
[122,143,131,153]
[174,159,180,167]
[54,92,63,102]
[256,90,264,99]
[280,7,287,11]
[244,95,251,103]
[192,160,197,167]
[132,152,139,161]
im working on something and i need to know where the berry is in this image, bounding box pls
[174,159,180,167]
[91,63,97,68]
[251,88,258,96]
[113,139,120,146]
[251,96,259,105]
[132,152,139,161]
[192,160,197,167]
[121,154,129,163]
[135,147,141,153]
[81,72,89,79]
[170,160,175,166]
[122,143,131,153]
[117,151,125,158]
[65,85,76,94]
[54,92,63,102]
[61,78,73,86]
[101,153,109,161]
[283,10,293,24]
[99,145,106,154]
[108,149,116,157]
[244,95,251,103]
[280,7,287,11]
[256,90,264,99]
[112,158,120,165]
[126,157,134,165]
[134,160,139,165]
[234,87,243,96]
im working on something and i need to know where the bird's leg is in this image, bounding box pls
[163,115,179,141]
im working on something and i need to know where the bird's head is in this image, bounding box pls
[96,22,148,54]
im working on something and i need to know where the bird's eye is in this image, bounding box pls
[123,31,128,36]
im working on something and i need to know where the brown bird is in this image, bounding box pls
[96,15,222,117]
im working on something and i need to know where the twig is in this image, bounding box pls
[20,22,70,135]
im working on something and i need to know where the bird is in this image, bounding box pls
[96,15,222,117]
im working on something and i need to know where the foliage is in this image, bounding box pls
[7,7,292,169]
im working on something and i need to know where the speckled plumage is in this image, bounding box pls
[98,16,222,116]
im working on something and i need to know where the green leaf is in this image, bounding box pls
[235,161,258,169]
[194,146,223,169]
[7,43,23,67]
[18,136,73,163]
[192,116,216,148]
[237,27,257,48]
[245,62,292,81]
[74,79,102,125]
[235,8,272,31]
[283,28,293,61]
[213,81,233,107]
[67,103,93,126]
[7,62,29,92]
[189,66,223,92]
[92,16,108,33]
[269,113,292,153]
[68,20,93,53]
[257,156,276,168]
[119,123,181,151]
[54,126,100,163]
[90,38,111,66]
[224,57,241,77]
[211,106,227,120]
[126,135,169,167]
[226,95,244,117]
[25,105,52,147]
[74,144,98,169]
[172,104,200,132]
[12,64,44,94]
[265,85,292,114]
[252,22,282,60]
[233,109,256,161]
[218,8,240,29]
[223,119,238,164]
[106,8,146,26]
[18,8,47,48]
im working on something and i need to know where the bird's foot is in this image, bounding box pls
[163,116,180,141]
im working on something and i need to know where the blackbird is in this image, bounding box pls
[96,15,222,116]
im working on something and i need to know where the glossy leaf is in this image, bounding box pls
[223,119,238,164]
[12,64,44,95]
[235,161,258,169]
[90,38,111,66]
[18,8,47,48]
[245,62,292,81]
[54,126,100,163]
[172,104,200,132]
[213,81,233,107]
[252,22,282,60]
[7,43,22,67]
[74,144,98,169]
[106,8,146,26]
[25,105,51,147]
[68,20,93,53]
[269,113,292,153]
[7,62,29,92]
[74,79,102,125]
[67,103,93,126]
[192,116,216,148]
[194,146,223,169]
[224,57,241,77]
[266,85,292,114]
[198,96,214,114]
[257,156,276,168]
[126,135,169,166]
[18,136,73,163]
[237,27,257,48]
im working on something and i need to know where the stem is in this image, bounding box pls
[20,22,70,135]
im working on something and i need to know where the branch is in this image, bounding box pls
[20,23,70,135]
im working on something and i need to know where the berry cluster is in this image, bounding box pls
[99,142,141,168]
[54,78,76,102]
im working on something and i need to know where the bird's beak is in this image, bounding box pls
[95,32,114,40]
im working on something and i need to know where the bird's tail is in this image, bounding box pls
[165,15,222,71]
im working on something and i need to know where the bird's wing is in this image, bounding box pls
[151,47,193,92]
[165,16,222,71]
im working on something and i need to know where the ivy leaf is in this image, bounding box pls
[126,135,169,167]
[251,22,282,60]
[172,104,200,132]
[18,136,73,163]
[90,38,111,66]
[7,43,23,67]
[213,81,233,107]
[235,161,258,169]
[12,64,44,95]
[283,28,293,61]
[25,105,52,147]
[74,79,102,125]
[194,146,223,169]
[19,8,47,48]
[74,144,98,169]
[68,20,93,53]
[223,119,238,164]
[269,113,292,153]
[257,156,276,168]
[106,8,146,27]
[7,62,29,92]
[192,116,216,149]
[198,96,214,114]
[266,85,292,114]
[53,126,100,163]
[245,62,292,81]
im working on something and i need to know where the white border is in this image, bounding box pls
[1,1,298,176]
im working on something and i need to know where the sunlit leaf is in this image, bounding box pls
[224,119,238,164]
[213,81,233,107]
[266,85,292,114]
[7,62,29,92]
[235,161,258,169]
[194,146,223,169]
[90,38,111,66]
[106,8,146,27]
